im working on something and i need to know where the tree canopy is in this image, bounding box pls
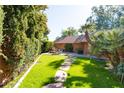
[86,5,124,30]
[1,5,49,79]
[61,27,78,37]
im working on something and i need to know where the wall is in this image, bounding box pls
[55,42,89,55]
[54,43,65,50]
[83,42,89,55]
[73,42,89,55]
[73,43,83,52]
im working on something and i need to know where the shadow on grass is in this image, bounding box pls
[40,77,55,87]
[48,59,65,69]
[64,59,124,88]
[72,57,90,65]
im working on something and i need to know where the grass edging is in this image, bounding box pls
[13,54,42,88]
[19,54,67,88]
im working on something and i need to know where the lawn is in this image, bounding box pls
[64,57,124,88]
[19,54,67,88]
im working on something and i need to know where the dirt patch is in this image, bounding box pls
[0,56,11,87]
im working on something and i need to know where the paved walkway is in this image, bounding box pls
[43,55,73,88]
[63,52,91,58]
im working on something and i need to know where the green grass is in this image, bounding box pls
[19,54,66,88]
[64,57,124,88]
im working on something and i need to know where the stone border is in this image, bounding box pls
[13,54,42,88]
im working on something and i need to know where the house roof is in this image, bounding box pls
[54,35,88,44]
[75,35,87,43]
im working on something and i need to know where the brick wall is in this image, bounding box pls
[54,43,65,50]
[55,42,89,55]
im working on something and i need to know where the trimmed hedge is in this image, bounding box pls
[2,5,49,79]
[0,6,4,54]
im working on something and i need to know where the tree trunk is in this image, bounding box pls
[110,50,120,73]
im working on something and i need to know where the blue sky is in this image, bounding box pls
[45,5,94,41]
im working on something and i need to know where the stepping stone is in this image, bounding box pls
[59,65,70,71]
[65,59,72,62]
[43,56,74,88]
[43,83,64,88]
[61,62,71,66]
[64,61,72,64]
[55,70,67,82]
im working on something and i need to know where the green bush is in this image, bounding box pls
[77,48,83,54]
[0,7,4,46]
[0,6,4,46]
[0,6,6,60]
[42,41,53,52]
[117,63,124,75]
[65,43,73,52]
[2,6,49,79]
[117,63,124,83]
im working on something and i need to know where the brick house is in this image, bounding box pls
[54,33,89,55]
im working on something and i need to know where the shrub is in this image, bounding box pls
[77,48,83,54]
[0,6,4,56]
[0,6,4,46]
[65,43,73,52]
[2,6,48,79]
[117,63,124,83]
[42,41,53,52]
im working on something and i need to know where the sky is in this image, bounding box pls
[45,5,94,41]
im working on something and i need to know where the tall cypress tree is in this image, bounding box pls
[2,5,48,78]
[0,6,4,58]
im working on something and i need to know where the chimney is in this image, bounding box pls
[85,31,89,41]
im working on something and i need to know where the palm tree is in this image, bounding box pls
[91,28,124,70]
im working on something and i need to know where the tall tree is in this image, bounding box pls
[90,29,124,71]
[120,16,124,28]
[79,23,96,33]
[0,6,5,59]
[61,27,78,37]
[87,5,124,30]
[2,5,49,78]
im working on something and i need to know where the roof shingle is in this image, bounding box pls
[55,35,87,43]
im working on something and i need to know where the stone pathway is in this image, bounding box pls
[43,56,73,88]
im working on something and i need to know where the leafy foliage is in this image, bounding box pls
[79,23,96,34]
[120,16,124,28]
[87,5,124,30]
[0,6,4,45]
[0,6,6,59]
[2,5,49,78]
[117,63,124,83]
[42,41,53,52]
[117,63,124,76]
[90,29,124,69]
[65,43,73,52]
[61,27,78,37]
